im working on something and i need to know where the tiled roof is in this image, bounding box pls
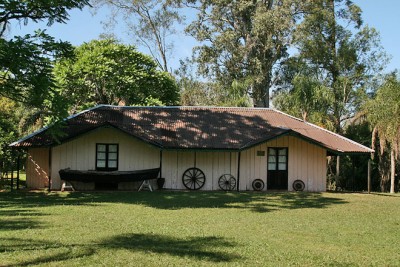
[10,105,373,154]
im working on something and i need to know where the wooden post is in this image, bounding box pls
[10,155,14,191]
[16,153,20,190]
[367,158,371,194]
[48,148,52,192]
[335,155,340,189]
[237,151,241,192]
[159,150,163,178]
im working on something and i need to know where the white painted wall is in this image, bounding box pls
[239,136,327,191]
[50,127,160,189]
[26,128,327,191]
[26,148,49,189]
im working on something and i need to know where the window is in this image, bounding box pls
[96,144,118,171]
[268,148,287,171]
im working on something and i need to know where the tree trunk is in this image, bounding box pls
[336,155,340,190]
[390,149,395,193]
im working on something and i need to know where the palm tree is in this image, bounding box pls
[366,74,400,193]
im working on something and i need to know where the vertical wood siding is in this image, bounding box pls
[27,128,327,191]
[162,151,238,190]
[26,148,49,189]
[50,127,160,190]
[239,136,327,191]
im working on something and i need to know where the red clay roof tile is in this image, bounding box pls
[10,105,373,154]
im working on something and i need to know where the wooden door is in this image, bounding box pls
[267,148,288,190]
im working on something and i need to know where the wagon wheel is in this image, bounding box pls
[182,167,206,190]
[218,174,236,191]
[252,179,265,191]
[293,179,305,191]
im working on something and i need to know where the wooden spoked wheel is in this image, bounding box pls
[182,167,206,190]
[218,174,236,191]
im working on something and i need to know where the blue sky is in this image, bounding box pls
[8,1,400,73]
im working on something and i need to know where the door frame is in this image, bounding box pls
[267,147,289,190]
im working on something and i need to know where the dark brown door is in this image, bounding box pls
[267,148,288,190]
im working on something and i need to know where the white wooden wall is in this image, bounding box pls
[26,148,50,189]
[239,136,327,191]
[50,127,160,189]
[26,128,327,191]
[162,151,238,190]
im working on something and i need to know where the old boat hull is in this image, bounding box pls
[59,168,160,183]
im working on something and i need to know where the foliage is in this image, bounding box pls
[93,0,183,72]
[0,0,89,37]
[0,191,399,266]
[285,0,387,133]
[273,73,334,129]
[0,97,18,176]
[185,0,304,107]
[54,39,179,112]
[0,0,90,158]
[176,58,251,107]
[0,0,89,108]
[365,73,400,192]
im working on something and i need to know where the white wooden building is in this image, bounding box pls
[11,105,373,192]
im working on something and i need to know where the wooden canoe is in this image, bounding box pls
[59,168,160,183]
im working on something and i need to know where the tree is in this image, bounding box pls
[185,0,304,107]
[176,58,251,107]
[273,57,334,128]
[0,0,90,119]
[291,0,387,134]
[366,74,400,193]
[54,39,179,112]
[93,0,183,72]
[0,0,89,37]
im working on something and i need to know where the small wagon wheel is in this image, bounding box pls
[182,167,206,190]
[252,179,265,191]
[218,174,236,191]
[293,179,305,191]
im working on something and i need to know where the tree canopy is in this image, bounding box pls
[274,0,387,133]
[366,73,400,193]
[54,39,179,112]
[185,0,304,107]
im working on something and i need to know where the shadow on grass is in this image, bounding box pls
[0,234,239,265]
[0,217,44,231]
[0,191,347,213]
[0,237,95,267]
[99,233,240,262]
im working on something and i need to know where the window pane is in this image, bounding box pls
[268,156,276,163]
[97,144,106,152]
[268,163,276,170]
[278,155,286,163]
[269,149,276,156]
[109,145,118,152]
[97,160,106,168]
[278,163,287,170]
[278,149,287,156]
[108,153,117,160]
[97,152,106,160]
[108,160,117,168]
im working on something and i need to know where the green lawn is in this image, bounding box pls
[0,191,399,266]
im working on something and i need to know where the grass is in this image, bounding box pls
[0,191,399,266]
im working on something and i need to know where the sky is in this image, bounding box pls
[7,1,400,73]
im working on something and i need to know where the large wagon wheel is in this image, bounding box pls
[218,174,236,191]
[182,167,206,190]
